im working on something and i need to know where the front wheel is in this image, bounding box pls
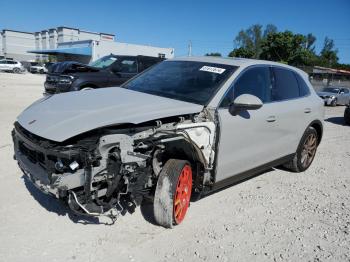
[153,159,192,228]
[283,126,318,172]
[13,68,20,74]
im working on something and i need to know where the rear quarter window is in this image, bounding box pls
[272,67,300,101]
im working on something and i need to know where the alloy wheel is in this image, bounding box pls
[301,133,317,168]
[173,164,192,224]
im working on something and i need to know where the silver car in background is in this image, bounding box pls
[317,87,350,106]
[12,57,324,228]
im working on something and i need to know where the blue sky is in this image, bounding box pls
[1,0,350,63]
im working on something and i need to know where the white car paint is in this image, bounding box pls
[16,56,324,183]
[17,87,203,142]
[30,65,48,74]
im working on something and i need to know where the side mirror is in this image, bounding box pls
[229,94,263,116]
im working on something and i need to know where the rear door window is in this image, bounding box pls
[294,73,310,97]
[120,59,137,73]
[272,67,300,101]
[112,58,138,73]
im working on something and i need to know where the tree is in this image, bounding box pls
[305,33,316,51]
[319,37,338,67]
[263,24,278,38]
[205,52,222,57]
[233,24,278,59]
[259,31,317,66]
[228,47,254,58]
[229,24,348,69]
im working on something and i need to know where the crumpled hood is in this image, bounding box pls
[317,91,337,97]
[17,88,203,142]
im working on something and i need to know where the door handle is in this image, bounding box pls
[304,108,311,113]
[266,116,276,122]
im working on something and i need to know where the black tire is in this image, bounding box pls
[283,126,318,172]
[331,98,337,107]
[344,107,350,125]
[153,159,192,228]
[13,68,20,74]
[40,69,44,74]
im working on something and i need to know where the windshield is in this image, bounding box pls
[89,55,117,68]
[322,87,340,93]
[122,61,237,105]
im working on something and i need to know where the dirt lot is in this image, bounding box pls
[0,72,349,262]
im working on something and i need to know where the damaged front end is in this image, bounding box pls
[12,110,217,221]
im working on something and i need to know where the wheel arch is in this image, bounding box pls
[78,83,99,90]
[308,119,323,145]
[157,139,206,190]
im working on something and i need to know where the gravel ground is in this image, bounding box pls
[0,72,349,262]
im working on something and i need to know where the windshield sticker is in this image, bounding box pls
[200,66,226,74]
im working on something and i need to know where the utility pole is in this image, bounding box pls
[188,40,192,56]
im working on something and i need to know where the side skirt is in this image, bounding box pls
[209,154,294,192]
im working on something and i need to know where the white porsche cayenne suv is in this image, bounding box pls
[13,57,324,227]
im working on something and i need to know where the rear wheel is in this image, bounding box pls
[153,159,192,228]
[283,126,318,172]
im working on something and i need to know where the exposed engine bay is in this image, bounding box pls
[12,108,217,222]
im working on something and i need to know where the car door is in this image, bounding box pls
[6,60,16,70]
[109,57,138,86]
[268,67,312,156]
[215,66,283,182]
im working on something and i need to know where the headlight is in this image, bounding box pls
[58,76,75,85]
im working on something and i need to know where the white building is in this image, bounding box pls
[0,29,36,61]
[1,26,174,63]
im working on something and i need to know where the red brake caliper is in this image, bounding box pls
[173,165,192,224]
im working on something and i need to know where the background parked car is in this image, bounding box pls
[0,59,24,73]
[29,62,48,74]
[317,87,350,106]
[44,55,164,94]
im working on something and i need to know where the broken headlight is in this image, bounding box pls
[58,75,75,86]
